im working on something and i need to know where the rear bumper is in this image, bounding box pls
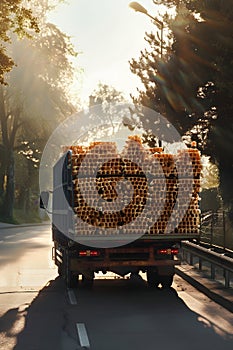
[70,257,180,270]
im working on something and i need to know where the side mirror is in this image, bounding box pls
[40,191,49,209]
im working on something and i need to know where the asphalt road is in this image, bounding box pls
[0,225,232,350]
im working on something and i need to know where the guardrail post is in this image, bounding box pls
[189,253,193,265]
[223,211,226,250]
[210,211,214,246]
[181,249,187,261]
[224,270,230,288]
[198,258,202,271]
[211,264,215,279]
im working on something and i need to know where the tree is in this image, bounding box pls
[130,0,233,220]
[0,0,39,84]
[0,2,78,221]
[89,83,125,106]
[201,159,219,190]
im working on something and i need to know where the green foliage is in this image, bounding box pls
[0,0,39,84]
[130,0,233,220]
[13,208,42,224]
[199,188,221,212]
[0,0,79,222]
[201,158,219,189]
[89,83,125,106]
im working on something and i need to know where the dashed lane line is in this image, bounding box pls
[67,289,91,348]
[76,323,91,348]
[67,288,77,305]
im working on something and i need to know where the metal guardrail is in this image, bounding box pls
[181,241,233,288]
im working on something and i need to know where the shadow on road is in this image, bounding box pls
[73,278,233,350]
[12,277,66,350]
[0,307,25,341]
[7,275,233,350]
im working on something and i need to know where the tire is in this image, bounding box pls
[146,269,160,289]
[64,250,79,288]
[66,270,79,288]
[81,275,94,289]
[160,275,173,289]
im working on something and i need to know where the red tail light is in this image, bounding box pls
[158,249,169,255]
[171,248,179,255]
[90,251,100,257]
[79,251,87,256]
[157,248,179,255]
[79,250,100,257]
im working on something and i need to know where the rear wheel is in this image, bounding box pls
[81,274,94,289]
[64,250,79,288]
[146,269,160,289]
[66,271,79,288]
[160,275,173,289]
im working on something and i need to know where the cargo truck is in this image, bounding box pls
[41,137,201,289]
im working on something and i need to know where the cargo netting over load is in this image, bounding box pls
[63,136,202,236]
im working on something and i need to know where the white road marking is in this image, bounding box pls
[76,323,90,348]
[67,288,77,305]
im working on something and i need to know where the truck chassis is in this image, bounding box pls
[52,228,184,289]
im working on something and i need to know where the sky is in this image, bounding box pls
[47,0,165,105]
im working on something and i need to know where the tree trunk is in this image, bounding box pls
[0,145,7,197]
[2,149,15,220]
[0,167,5,197]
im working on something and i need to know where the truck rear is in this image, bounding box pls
[49,136,201,288]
